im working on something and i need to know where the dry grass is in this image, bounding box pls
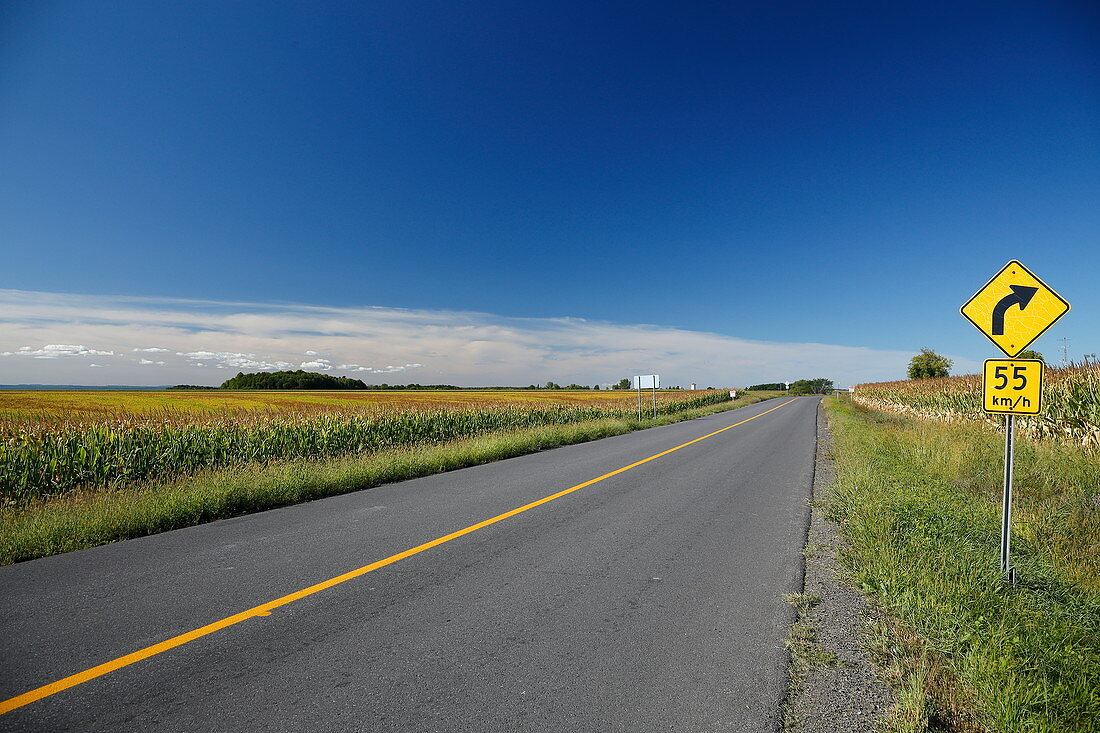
[0,388,686,423]
[853,362,1100,449]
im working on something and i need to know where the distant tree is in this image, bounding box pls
[614,378,631,390]
[907,348,953,379]
[220,370,369,390]
[789,378,834,395]
[1018,349,1043,361]
[746,383,785,391]
[544,381,561,390]
[565,383,586,390]
[592,384,600,390]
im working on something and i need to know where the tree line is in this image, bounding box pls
[173,372,688,391]
[219,370,370,390]
[744,380,834,394]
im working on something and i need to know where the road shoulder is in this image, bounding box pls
[782,401,893,732]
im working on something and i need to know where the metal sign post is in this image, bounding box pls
[1001,414,1015,583]
[633,375,660,420]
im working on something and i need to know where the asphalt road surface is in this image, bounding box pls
[1,396,819,732]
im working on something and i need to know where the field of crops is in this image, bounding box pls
[0,388,674,421]
[0,389,731,504]
[854,362,1100,448]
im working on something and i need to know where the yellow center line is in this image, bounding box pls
[0,396,803,716]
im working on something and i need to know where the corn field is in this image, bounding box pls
[0,391,731,504]
[853,362,1100,449]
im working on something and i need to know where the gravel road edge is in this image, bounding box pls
[782,400,894,732]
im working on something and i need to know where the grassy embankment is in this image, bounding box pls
[0,390,778,564]
[825,384,1099,732]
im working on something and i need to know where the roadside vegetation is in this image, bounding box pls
[824,396,1099,732]
[854,361,1100,448]
[1,392,734,504]
[0,390,778,564]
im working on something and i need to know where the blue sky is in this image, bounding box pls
[1,1,1098,386]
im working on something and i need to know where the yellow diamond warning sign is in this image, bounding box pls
[960,260,1069,357]
[983,359,1043,415]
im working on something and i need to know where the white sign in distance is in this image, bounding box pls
[633,374,660,389]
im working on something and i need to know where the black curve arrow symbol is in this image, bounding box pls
[991,285,1038,335]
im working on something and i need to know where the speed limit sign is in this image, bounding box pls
[982,359,1043,415]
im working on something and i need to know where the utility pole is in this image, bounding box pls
[1060,337,1070,366]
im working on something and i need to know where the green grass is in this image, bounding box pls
[824,397,1100,732]
[0,392,778,565]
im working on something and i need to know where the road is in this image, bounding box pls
[0,396,819,732]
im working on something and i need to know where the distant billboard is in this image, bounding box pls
[632,374,660,389]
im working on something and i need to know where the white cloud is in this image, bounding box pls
[0,289,976,386]
[137,359,167,366]
[178,350,295,371]
[0,344,115,358]
[335,362,422,374]
[133,347,171,353]
[300,359,333,370]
